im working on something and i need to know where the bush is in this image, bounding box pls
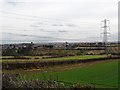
[2,73,95,89]
[2,73,65,89]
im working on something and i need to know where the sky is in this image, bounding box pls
[0,0,119,44]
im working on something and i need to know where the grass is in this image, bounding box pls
[20,60,118,88]
[1,55,107,63]
[44,55,107,61]
[0,56,43,63]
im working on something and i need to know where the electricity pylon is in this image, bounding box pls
[101,19,110,55]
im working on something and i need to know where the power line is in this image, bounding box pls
[2,32,79,41]
[2,15,53,23]
[2,26,69,32]
[2,11,96,30]
[2,11,69,22]
[2,15,93,31]
[2,26,96,33]
[2,11,94,28]
[2,15,81,29]
[2,26,35,31]
[2,11,83,26]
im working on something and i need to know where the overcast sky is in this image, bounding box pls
[0,0,119,44]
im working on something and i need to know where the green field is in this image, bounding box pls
[20,60,118,88]
[44,55,107,61]
[0,56,42,63]
[1,55,107,63]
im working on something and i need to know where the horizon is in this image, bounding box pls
[1,40,119,45]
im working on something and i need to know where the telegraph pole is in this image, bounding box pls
[101,19,110,55]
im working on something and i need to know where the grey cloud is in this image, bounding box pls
[2,32,68,41]
[5,0,24,5]
[52,24,64,26]
[58,30,68,32]
[66,24,78,27]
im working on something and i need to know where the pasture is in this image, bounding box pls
[15,60,118,88]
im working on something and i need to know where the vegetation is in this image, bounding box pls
[2,46,119,88]
[44,55,107,61]
[3,73,97,89]
[1,55,106,63]
[19,60,118,88]
[2,48,84,56]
